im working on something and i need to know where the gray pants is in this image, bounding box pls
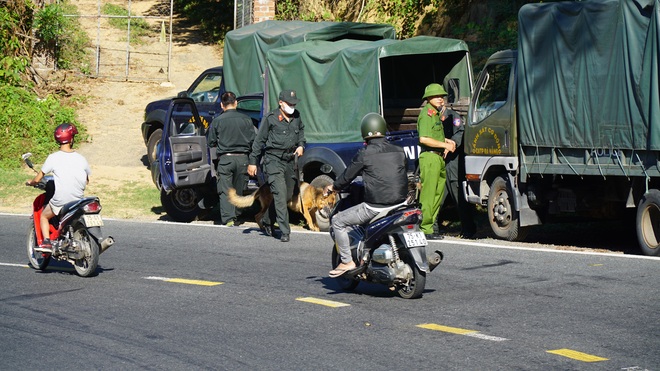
[331,202,378,264]
[216,154,248,224]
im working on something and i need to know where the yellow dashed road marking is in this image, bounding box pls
[547,349,608,362]
[417,323,509,341]
[296,297,350,308]
[417,323,477,334]
[144,276,223,286]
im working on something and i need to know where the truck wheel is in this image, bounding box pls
[160,188,200,223]
[636,189,660,256]
[147,128,162,165]
[310,175,334,232]
[487,176,528,241]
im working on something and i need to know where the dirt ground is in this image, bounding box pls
[70,4,223,220]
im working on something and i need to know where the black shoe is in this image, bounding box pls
[261,225,274,236]
[425,233,444,240]
[280,234,290,242]
[460,231,476,239]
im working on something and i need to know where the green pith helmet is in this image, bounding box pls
[422,83,448,99]
[360,112,387,140]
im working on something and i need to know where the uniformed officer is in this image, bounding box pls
[417,83,456,239]
[208,91,256,226]
[441,94,477,239]
[247,89,305,242]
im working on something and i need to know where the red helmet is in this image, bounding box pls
[54,123,78,144]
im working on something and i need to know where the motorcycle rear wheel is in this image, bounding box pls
[26,224,50,270]
[72,226,99,277]
[331,246,359,291]
[397,260,426,299]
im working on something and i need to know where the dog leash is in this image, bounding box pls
[294,153,304,212]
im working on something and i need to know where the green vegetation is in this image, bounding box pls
[0,1,88,170]
[0,3,31,86]
[0,85,83,169]
[102,3,153,40]
[33,2,92,72]
[172,0,233,43]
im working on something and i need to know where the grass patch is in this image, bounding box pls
[102,3,153,40]
[0,168,163,220]
[0,168,38,213]
[85,180,163,219]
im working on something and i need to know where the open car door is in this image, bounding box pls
[159,97,212,193]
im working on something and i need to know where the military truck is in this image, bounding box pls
[141,21,395,165]
[463,0,660,255]
[263,36,473,184]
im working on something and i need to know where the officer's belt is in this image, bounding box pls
[422,150,444,156]
[266,149,295,156]
[266,149,295,161]
[220,152,248,157]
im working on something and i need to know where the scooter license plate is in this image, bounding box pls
[83,214,104,227]
[403,232,428,247]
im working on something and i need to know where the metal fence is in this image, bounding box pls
[235,0,254,29]
[62,0,174,81]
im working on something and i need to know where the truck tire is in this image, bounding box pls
[636,189,660,256]
[310,174,334,232]
[147,128,162,165]
[487,176,528,241]
[160,188,201,223]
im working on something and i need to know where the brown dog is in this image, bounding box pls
[227,182,337,232]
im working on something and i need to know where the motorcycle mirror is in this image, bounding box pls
[21,153,36,171]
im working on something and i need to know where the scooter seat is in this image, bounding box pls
[368,200,409,223]
[59,197,99,217]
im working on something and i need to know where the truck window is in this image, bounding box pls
[236,97,263,127]
[189,72,223,103]
[172,102,201,136]
[472,63,510,124]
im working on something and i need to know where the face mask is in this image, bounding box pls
[281,102,295,115]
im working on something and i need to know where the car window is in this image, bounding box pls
[171,101,202,136]
[189,72,222,103]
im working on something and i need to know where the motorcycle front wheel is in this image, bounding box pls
[331,246,359,291]
[72,226,99,277]
[27,224,50,270]
[397,259,426,299]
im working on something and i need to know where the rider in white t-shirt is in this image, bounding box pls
[27,123,91,252]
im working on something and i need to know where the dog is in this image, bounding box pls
[227,182,337,232]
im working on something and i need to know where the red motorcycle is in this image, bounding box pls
[24,153,114,277]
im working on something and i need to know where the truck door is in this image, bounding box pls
[158,97,211,192]
[465,57,516,157]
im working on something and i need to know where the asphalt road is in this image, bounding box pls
[1,214,658,370]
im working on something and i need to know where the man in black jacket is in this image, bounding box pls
[208,91,256,226]
[324,113,408,277]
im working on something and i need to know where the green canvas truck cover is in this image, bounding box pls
[517,0,660,150]
[222,21,396,96]
[266,36,472,143]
